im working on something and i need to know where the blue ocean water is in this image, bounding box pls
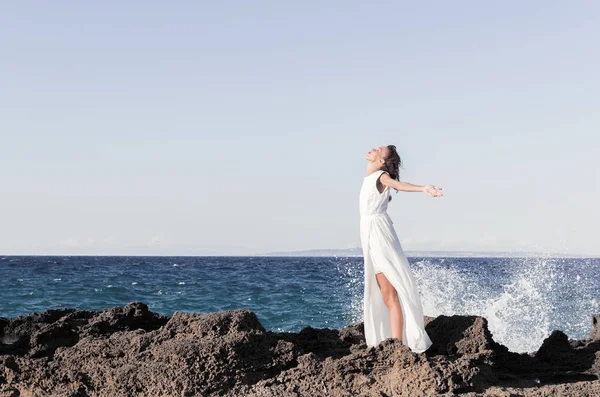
[1,255,599,353]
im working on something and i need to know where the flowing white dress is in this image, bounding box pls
[359,170,432,353]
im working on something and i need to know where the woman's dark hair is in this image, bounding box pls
[381,145,402,201]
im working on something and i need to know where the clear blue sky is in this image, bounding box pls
[2,1,599,256]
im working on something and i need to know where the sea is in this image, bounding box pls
[1,255,599,354]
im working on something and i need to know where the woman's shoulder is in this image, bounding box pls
[365,169,389,179]
[365,169,388,179]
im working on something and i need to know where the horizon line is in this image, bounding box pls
[1,250,599,259]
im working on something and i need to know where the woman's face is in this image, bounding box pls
[366,146,389,164]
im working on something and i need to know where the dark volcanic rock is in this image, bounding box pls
[425,314,508,356]
[0,302,167,359]
[535,330,572,363]
[591,314,600,340]
[0,303,599,396]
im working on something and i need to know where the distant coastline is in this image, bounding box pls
[257,248,593,258]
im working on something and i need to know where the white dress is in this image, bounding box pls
[359,170,433,353]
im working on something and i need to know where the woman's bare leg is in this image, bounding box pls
[376,272,404,342]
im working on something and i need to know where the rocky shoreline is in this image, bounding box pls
[1,302,599,396]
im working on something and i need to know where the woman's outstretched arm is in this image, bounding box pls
[380,173,443,197]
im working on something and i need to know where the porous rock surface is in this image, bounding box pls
[0,302,599,396]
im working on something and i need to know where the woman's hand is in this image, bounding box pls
[422,185,443,197]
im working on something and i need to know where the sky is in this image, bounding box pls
[1,1,599,256]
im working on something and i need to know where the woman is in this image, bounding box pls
[359,144,442,353]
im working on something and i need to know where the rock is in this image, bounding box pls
[0,303,599,396]
[425,314,508,356]
[590,314,600,340]
[535,330,572,363]
[0,302,168,360]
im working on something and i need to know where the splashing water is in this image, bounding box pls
[480,257,555,353]
[341,255,600,353]
[415,257,557,353]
